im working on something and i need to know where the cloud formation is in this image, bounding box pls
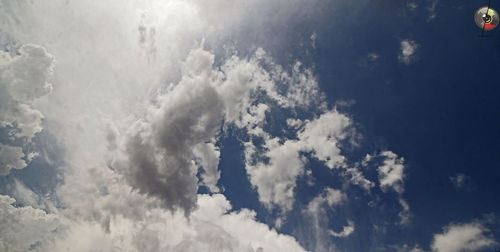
[431,221,498,252]
[449,173,469,189]
[115,48,225,215]
[0,1,446,251]
[399,39,419,65]
[375,151,411,225]
[244,109,352,213]
[0,44,53,175]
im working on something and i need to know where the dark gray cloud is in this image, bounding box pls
[117,49,225,216]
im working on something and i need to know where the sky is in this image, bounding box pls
[0,0,499,251]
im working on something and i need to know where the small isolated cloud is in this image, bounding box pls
[449,173,469,189]
[398,40,419,65]
[245,109,351,213]
[378,151,405,193]
[0,194,60,251]
[359,52,379,68]
[407,2,418,11]
[311,32,318,49]
[428,0,439,21]
[431,221,498,252]
[367,52,380,62]
[329,220,355,238]
[376,151,411,225]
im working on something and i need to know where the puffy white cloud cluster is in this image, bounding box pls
[377,151,411,225]
[240,104,375,235]
[0,145,26,176]
[244,110,352,214]
[0,0,323,250]
[0,189,307,252]
[0,0,428,251]
[107,46,331,216]
[0,44,53,138]
[378,151,406,194]
[0,194,59,251]
[431,221,498,252]
[0,44,53,175]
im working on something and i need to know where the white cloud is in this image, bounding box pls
[0,44,53,139]
[398,198,411,226]
[367,53,379,62]
[0,189,307,252]
[449,173,469,189]
[0,144,26,175]
[0,194,60,251]
[244,109,352,213]
[245,138,306,213]
[329,220,355,238]
[398,40,419,65]
[193,142,221,193]
[378,150,405,194]
[431,222,498,252]
[376,151,411,225]
[297,110,351,169]
[344,167,375,191]
[0,44,53,175]
[300,188,350,251]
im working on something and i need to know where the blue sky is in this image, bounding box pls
[0,0,499,251]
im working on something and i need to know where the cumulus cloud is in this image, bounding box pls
[406,2,418,11]
[368,52,379,62]
[0,44,53,139]
[344,167,375,191]
[431,221,498,252]
[398,40,419,65]
[0,144,27,176]
[1,188,307,252]
[115,48,225,216]
[194,142,221,193]
[0,194,60,251]
[0,44,53,175]
[376,150,411,225]
[244,109,352,213]
[378,151,405,193]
